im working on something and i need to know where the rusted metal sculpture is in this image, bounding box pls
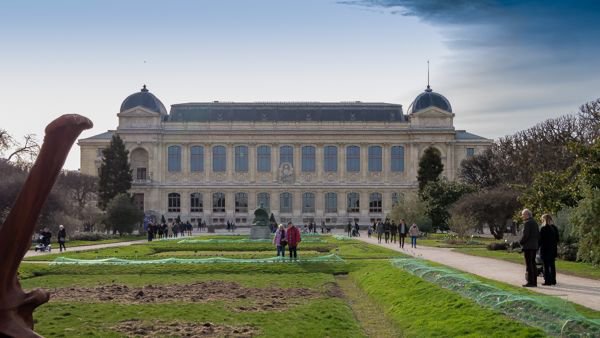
[0,114,92,337]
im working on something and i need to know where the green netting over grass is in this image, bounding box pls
[50,254,344,265]
[333,235,355,241]
[391,258,600,337]
[176,238,325,244]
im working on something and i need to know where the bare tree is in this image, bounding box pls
[0,129,40,165]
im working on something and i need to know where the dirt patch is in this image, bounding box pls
[323,281,344,298]
[51,281,321,312]
[113,319,258,337]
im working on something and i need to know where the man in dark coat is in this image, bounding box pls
[519,209,540,287]
[539,214,560,285]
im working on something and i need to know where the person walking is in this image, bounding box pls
[273,224,287,258]
[519,208,540,287]
[390,220,398,244]
[346,221,352,237]
[354,222,360,237]
[384,219,391,243]
[286,222,301,261]
[367,223,372,238]
[376,220,384,244]
[539,214,559,286]
[398,219,408,249]
[57,224,67,252]
[408,223,419,248]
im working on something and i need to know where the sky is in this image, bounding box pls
[1,0,599,170]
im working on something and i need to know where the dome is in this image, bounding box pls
[120,85,167,115]
[407,85,452,114]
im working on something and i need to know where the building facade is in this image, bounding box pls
[79,85,492,225]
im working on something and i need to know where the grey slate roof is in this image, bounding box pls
[455,130,488,140]
[168,102,405,122]
[81,130,114,140]
[120,85,168,115]
[407,86,452,114]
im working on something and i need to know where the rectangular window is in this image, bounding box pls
[302,146,316,172]
[235,146,249,172]
[467,147,475,157]
[190,193,203,213]
[136,167,147,180]
[213,146,226,172]
[368,146,382,172]
[190,146,204,172]
[324,146,338,172]
[347,146,360,172]
[391,146,405,172]
[168,146,182,172]
[280,146,294,166]
[325,192,337,213]
[303,192,315,213]
[257,145,271,172]
[280,193,292,213]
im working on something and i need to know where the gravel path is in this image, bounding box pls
[355,235,600,311]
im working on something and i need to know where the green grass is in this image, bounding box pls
[454,247,600,280]
[18,235,599,337]
[34,297,363,337]
[351,261,546,337]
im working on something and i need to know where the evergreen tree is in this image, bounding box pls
[98,134,132,210]
[417,147,444,192]
[104,193,143,235]
[161,215,166,224]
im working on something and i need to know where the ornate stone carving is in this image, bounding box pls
[166,172,184,182]
[278,162,294,184]
[300,172,314,183]
[213,172,227,182]
[347,172,360,182]
[326,172,338,182]
[234,172,250,182]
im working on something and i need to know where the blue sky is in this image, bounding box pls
[1,0,598,169]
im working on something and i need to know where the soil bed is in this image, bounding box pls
[114,319,258,337]
[51,281,321,312]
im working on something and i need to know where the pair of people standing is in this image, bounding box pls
[520,209,559,287]
[273,222,302,260]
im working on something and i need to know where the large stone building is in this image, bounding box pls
[79,85,491,225]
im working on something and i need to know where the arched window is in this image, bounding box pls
[235,192,248,213]
[190,193,203,212]
[325,192,337,213]
[213,192,226,213]
[168,193,181,212]
[280,145,294,166]
[324,146,338,172]
[212,146,226,172]
[168,145,181,172]
[235,145,248,172]
[347,192,360,213]
[280,192,292,213]
[257,145,271,172]
[131,148,149,180]
[257,192,270,210]
[391,146,404,172]
[368,146,382,172]
[302,146,316,172]
[190,146,204,172]
[302,192,315,213]
[391,192,404,207]
[346,146,360,172]
[369,192,382,213]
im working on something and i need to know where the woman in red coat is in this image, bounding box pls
[286,221,302,260]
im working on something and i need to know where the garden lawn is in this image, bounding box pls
[17,236,575,337]
[454,247,600,280]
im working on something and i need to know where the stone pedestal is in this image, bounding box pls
[249,226,271,240]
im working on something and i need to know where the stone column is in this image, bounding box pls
[339,143,346,182]
[294,143,302,176]
[226,143,234,181]
[206,144,213,179]
[316,143,323,182]
[249,143,256,183]
[271,143,279,182]
[361,144,368,180]
[382,143,390,184]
